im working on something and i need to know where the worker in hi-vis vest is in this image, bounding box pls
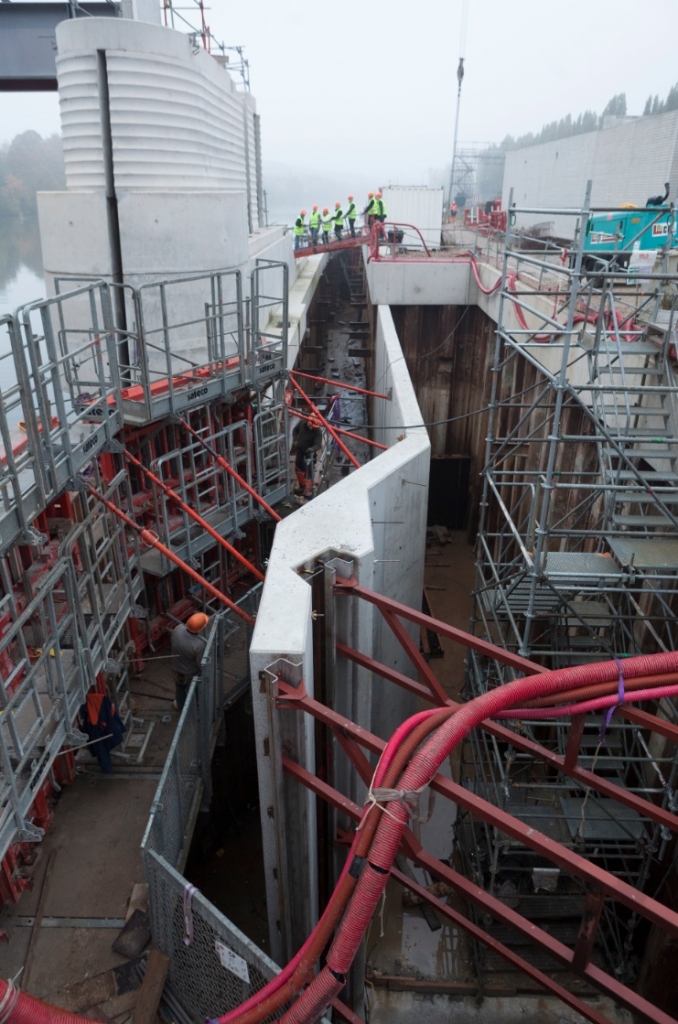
[374,192,386,222]
[363,191,375,228]
[333,202,344,240]
[346,195,357,237]
[293,209,306,250]
[321,207,332,245]
[309,205,321,246]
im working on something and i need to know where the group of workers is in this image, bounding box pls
[293,191,388,250]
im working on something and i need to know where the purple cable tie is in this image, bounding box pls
[600,658,626,743]
[183,882,198,946]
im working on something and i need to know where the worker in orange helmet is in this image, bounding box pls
[171,612,209,710]
[374,191,387,223]
[321,206,332,245]
[292,413,322,499]
[363,191,376,228]
[346,194,357,238]
[334,201,344,240]
[309,205,321,246]
[293,209,307,251]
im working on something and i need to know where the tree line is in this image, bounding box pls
[0,131,65,219]
[497,82,678,153]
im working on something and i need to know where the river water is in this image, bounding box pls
[0,217,46,397]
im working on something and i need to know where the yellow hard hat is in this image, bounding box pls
[187,612,208,633]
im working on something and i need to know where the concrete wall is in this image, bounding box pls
[38,14,280,304]
[249,305,430,965]
[366,258,472,306]
[503,110,678,239]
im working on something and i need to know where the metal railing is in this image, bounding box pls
[140,588,278,1022]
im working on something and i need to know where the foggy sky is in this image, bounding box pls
[2,0,678,185]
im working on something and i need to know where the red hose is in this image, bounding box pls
[498,683,678,720]
[3,654,678,1024]
[279,651,678,1021]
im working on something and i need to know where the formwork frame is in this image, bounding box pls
[0,263,291,881]
[257,572,678,1024]
[467,184,678,989]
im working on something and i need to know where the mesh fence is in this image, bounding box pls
[145,848,282,1023]
[141,587,282,1021]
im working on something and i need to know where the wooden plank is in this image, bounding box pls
[132,950,170,1024]
[99,990,140,1018]
[22,849,57,990]
[62,957,145,1013]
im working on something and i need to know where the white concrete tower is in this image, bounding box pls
[37,9,287,298]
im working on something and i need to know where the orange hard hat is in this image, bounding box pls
[335,201,340,207]
[348,194,353,200]
[323,207,329,213]
[187,612,208,634]
[301,209,307,215]
[376,191,382,197]
[368,191,374,197]
[313,204,318,210]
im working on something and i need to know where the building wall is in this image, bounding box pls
[249,305,430,966]
[382,186,444,248]
[503,110,678,238]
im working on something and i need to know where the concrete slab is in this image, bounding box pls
[0,657,179,1000]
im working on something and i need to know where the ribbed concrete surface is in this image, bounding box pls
[55,17,259,224]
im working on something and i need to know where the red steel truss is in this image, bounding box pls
[273,576,678,1024]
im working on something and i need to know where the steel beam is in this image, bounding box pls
[335,642,678,834]
[281,751,678,1024]
[276,681,678,932]
[335,577,542,674]
[0,4,118,91]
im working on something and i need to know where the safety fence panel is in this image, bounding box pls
[142,679,202,869]
[151,420,256,568]
[0,558,87,864]
[248,261,288,386]
[0,315,49,553]
[142,586,262,866]
[145,848,283,1023]
[61,469,145,684]
[130,271,246,424]
[15,283,122,501]
[254,404,289,503]
[140,586,272,1021]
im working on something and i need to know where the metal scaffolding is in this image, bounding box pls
[0,261,290,879]
[466,183,678,987]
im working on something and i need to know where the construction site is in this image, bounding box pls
[0,4,678,1024]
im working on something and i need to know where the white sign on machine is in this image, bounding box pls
[215,940,251,983]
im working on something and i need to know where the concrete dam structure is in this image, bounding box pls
[0,5,677,1024]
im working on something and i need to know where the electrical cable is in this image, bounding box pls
[4,656,678,1024]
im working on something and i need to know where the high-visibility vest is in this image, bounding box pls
[375,198,386,218]
[309,211,320,229]
[334,207,344,228]
[365,197,375,214]
[346,201,357,220]
[322,213,333,233]
[294,216,305,236]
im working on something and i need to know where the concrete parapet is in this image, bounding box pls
[249,306,430,964]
